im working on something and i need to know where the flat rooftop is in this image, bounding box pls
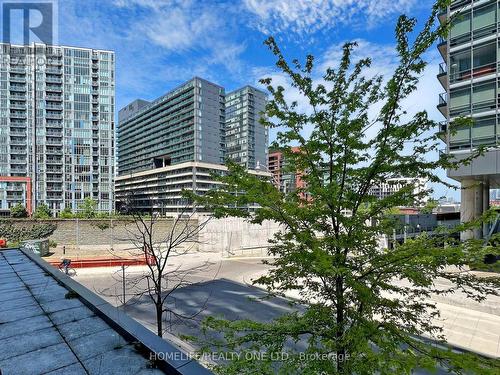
[0,248,211,375]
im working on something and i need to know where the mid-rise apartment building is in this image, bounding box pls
[115,161,269,214]
[369,177,429,203]
[116,78,232,213]
[225,86,268,169]
[118,77,225,176]
[268,147,308,196]
[437,0,500,239]
[0,43,115,214]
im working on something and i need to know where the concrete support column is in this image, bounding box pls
[483,180,490,238]
[460,179,483,241]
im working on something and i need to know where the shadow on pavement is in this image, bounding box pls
[123,277,297,343]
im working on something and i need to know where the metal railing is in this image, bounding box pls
[10,85,26,91]
[9,76,25,83]
[438,92,447,105]
[46,95,62,101]
[46,77,62,83]
[46,112,62,119]
[438,62,446,75]
[10,94,26,100]
[483,214,500,246]
[449,62,496,84]
[46,67,62,74]
[46,86,62,92]
[450,0,471,10]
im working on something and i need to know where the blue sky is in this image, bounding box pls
[57,0,459,200]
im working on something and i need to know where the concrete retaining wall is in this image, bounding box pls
[6,217,280,258]
[199,217,281,257]
[6,218,195,253]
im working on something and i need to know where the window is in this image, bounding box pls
[472,82,495,113]
[450,11,470,43]
[472,116,495,142]
[473,42,496,73]
[450,50,471,82]
[449,88,470,116]
[473,3,496,37]
[449,124,470,148]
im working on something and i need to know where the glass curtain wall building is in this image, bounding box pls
[118,77,225,176]
[225,86,268,170]
[0,43,115,214]
[437,0,500,239]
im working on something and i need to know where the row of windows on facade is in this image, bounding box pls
[0,83,114,96]
[116,167,225,181]
[63,49,113,60]
[119,132,196,156]
[120,126,205,154]
[120,114,195,143]
[448,41,499,84]
[122,90,195,123]
[120,103,196,133]
[0,63,114,75]
[449,78,499,118]
[449,114,500,150]
[119,120,193,139]
[0,93,114,105]
[0,70,112,79]
[121,141,195,159]
[117,180,220,191]
[449,1,497,45]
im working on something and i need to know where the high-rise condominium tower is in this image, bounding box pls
[115,77,229,213]
[117,77,225,176]
[437,0,500,239]
[0,43,115,215]
[225,86,268,170]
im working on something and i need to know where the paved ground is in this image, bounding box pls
[73,254,500,359]
[45,246,141,261]
[0,249,163,375]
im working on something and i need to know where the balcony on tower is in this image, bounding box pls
[437,92,447,117]
[436,121,447,142]
[437,37,447,60]
[437,62,447,89]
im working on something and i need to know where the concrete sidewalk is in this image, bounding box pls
[74,255,500,358]
[435,301,500,357]
[239,264,500,358]
[256,281,500,358]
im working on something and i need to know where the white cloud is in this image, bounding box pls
[243,0,418,35]
[252,39,458,199]
[112,0,246,75]
[137,5,219,52]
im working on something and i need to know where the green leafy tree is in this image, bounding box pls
[78,197,98,219]
[189,2,500,374]
[0,221,56,243]
[33,204,52,219]
[59,206,74,219]
[421,198,439,214]
[10,203,28,218]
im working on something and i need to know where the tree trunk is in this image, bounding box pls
[336,275,345,373]
[156,302,163,337]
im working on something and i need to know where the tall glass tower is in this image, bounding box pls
[437,0,500,239]
[225,86,268,170]
[0,43,115,215]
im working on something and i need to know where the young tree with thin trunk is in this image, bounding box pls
[109,198,214,338]
[190,1,500,373]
